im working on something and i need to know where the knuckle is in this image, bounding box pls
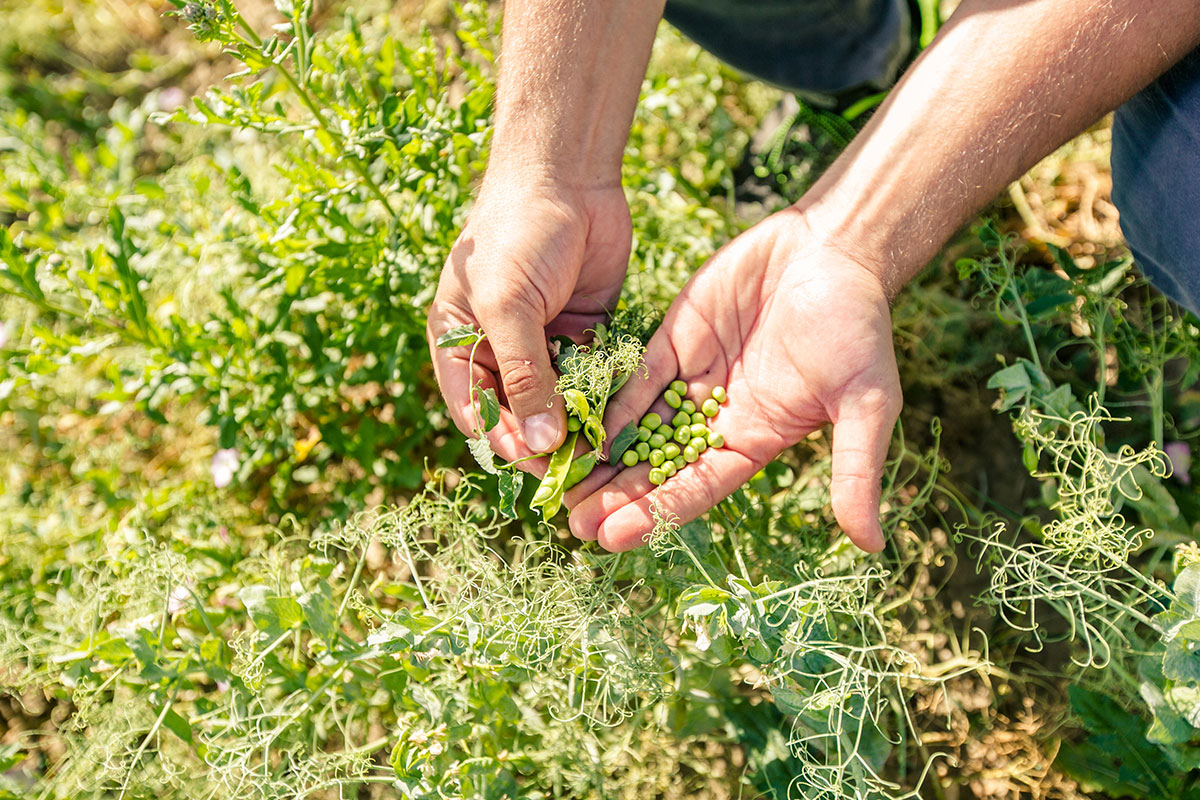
[478,281,546,322]
[499,359,542,402]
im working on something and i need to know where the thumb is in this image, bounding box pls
[829,397,900,553]
[481,307,566,454]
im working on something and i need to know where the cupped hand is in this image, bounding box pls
[427,177,631,466]
[565,207,902,553]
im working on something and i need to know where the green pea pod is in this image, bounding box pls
[563,390,590,421]
[530,432,579,516]
[583,416,606,449]
[563,451,598,491]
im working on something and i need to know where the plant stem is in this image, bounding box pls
[335,543,370,625]
[231,16,397,217]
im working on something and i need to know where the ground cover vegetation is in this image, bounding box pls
[2,1,1199,798]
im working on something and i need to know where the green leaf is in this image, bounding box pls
[1024,291,1075,319]
[240,585,304,638]
[299,582,338,645]
[159,705,194,745]
[1057,685,1176,800]
[771,684,806,716]
[1047,242,1081,276]
[435,324,482,348]
[468,435,498,475]
[498,470,523,519]
[987,362,1033,411]
[1163,636,1200,683]
[608,370,631,397]
[117,625,169,683]
[284,262,307,295]
[608,423,638,462]
[1022,440,1039,473]
[475,386,500,432]
[0,743,26,772]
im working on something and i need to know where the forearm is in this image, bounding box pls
[489,0,665,188]
[802,0,1200,296]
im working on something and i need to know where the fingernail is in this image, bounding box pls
[522,412,559,453]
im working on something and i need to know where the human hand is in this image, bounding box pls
[427,178,631,464]
[565,207,902,553]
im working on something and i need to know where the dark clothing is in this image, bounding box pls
[663,0,911,93]
[1112,47,1200,316]
[663,1,1200,316]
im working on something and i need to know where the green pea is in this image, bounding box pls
[672,410,691,428]
[712,385,727,403]
[707,431,724,448]
[641,412,662,430]
[656,424,673,438]
[637,425,652,442]
[663,443,681,460]
[663,389,682,409]
[563,450,598,491]
[663,461,678,478]
[669,379,688,396]
[691,412,706,425]
[681,399,697,415]
[690,423,709,439]
[635,442,651,460]
[567,416,582,432]
[648,468,665,486]
[673,426,691,444]
[672,455,686,470]
[684,444,699,463]
[649,449,665,467]
[622,450,639,467]
[694,438,708,454]
[648,433,667,449]
[702,398,720,418]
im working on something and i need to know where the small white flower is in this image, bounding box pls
[211,448,240,487]
[1165,441,1192,485]
[157,87,187,112]
[168,585,191,615]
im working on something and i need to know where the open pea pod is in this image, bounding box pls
[563,389,590,422]
[529,431,579,519]
[563,451,597,491]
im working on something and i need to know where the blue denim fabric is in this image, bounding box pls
[664,3,1200,316]
[1112,46,1200,317]
[662,0,910,93]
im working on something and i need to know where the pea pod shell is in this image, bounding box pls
[564,451,599,490]
[531,432,579,512]
[563,389,590,421]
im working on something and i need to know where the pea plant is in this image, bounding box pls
[956,224,1200,796]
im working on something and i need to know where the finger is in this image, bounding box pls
[433,341,493,439]
[478,304,566,455]
[829,404,899,554]
[569,445,761,552]
[562,461,619,517]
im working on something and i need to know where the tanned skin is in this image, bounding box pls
[428,0,1200,553]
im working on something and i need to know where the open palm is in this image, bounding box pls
[566,208,902,553]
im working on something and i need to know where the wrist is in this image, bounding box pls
[484,138,623,192]
[794,190,929,302]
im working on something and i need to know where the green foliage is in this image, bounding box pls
[1056,685,1199,799]
[3,2,1199,799]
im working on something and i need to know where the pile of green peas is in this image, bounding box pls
[620,380,727,485]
